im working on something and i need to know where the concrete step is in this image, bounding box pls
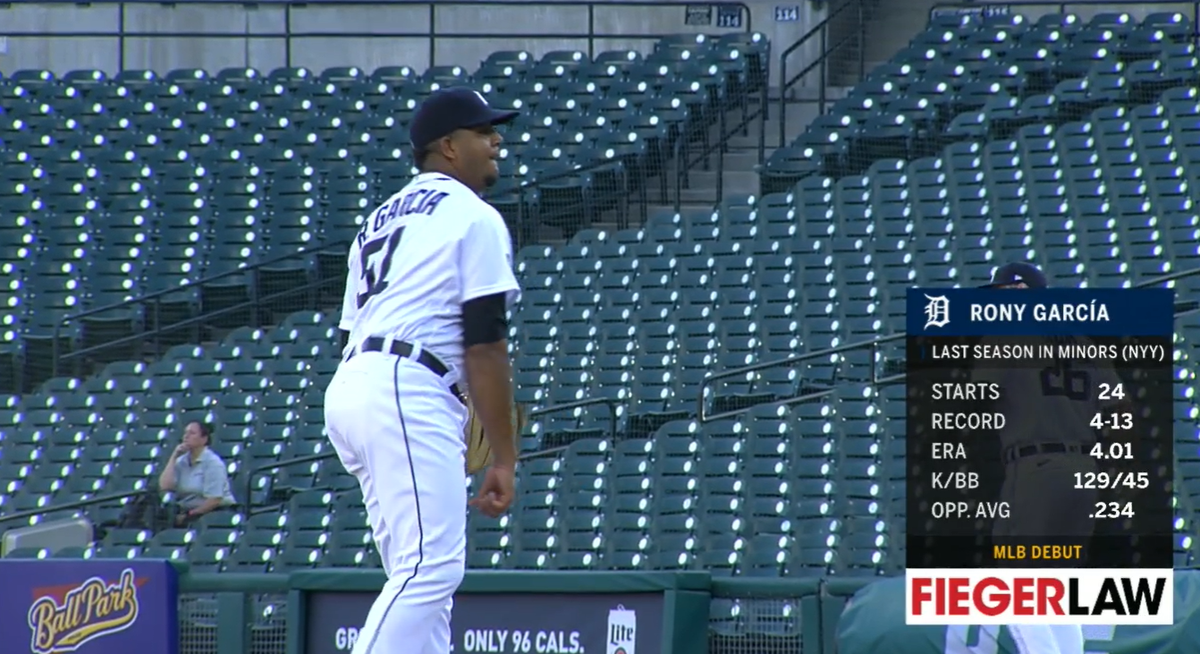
[863,0,938,68]
[724,101,821,151]
[779,85,852,103]
[721,151,764,171]
[677,168,759,199]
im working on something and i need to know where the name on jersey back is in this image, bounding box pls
[356,188,451,247]
[932,342,1119,360]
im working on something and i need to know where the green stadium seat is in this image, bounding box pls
[1,15,1196,595]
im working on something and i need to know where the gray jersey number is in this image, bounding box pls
[1039,361,1091,402]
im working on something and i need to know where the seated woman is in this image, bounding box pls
[157,420,238,527]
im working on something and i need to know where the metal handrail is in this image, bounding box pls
[772,0,1200,154]
[930,0,1200,21]
[0,399,623,526]
[4,1,753,70]
[52,159,657,374]
[58,275,344,369]
[51,240,351,374]
[929,1,1200,49]
[776,0,867,147]
[697,265,1200,422]
[671,56,775,208]
[509,155,638,246]
[526,396,623,439]
[59,241,348,326]
[0,489,148,527]
[242,396,623,511]
[697,333,905,422]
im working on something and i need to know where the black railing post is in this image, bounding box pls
[117,1,126,71]
[587,4,596,60]
[759,47,769,165]
[636,164,647,226]
[152,298,162,359]
[778,55,787,149]
[428,3,437,68]
[716,105,726,206]
[672,139,684,212]
[776,0,861,147]
[517,182,528,250]
[284,3,293,67]
[818,23,828,115]
[858,0,866,80]
[51,322,62,380]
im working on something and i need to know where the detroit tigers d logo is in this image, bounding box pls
[924,295,951,329]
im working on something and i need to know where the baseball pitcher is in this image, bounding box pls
[969,262,1126,654]
[324,87,523,654]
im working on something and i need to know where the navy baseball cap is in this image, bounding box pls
[409,87,519,151]
[981,262,1048,288]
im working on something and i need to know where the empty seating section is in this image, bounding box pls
[0,33,769,392]
[3,11,1200,593]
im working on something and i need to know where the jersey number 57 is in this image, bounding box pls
[1039,361,1091,401]
[356,228,406,309]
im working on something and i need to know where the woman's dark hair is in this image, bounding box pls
[187,420,215,443]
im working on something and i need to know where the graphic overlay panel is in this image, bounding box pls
[904,288,1175,625]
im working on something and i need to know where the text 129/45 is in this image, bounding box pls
[1074,471,1149,490]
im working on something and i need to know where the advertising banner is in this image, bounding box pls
[0,559,179,654]
[305,590,664,654]
[838,571,1200,654]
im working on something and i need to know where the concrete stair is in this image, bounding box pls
[541,94,828,240]
[559,2,941,238]
[861,0,939,73]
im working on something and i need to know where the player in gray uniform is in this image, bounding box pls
[969,262,1126,654]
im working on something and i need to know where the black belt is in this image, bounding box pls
[349,337,463,401]
[1004,442,1081,464]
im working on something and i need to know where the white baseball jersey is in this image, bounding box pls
[971,336,1123,451]
[338,172,521,375]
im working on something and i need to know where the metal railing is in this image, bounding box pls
[242,396,624,512]
[669,58,773,209]
[698,265,1200,422]
[772,0,1200,150]
[505,155,649,248]
[930,0,1200,27]
[776,0,870,146]
[0,397,625,526]
[50,240,350,378]
[4,0,753,72]
[0,488,148,527]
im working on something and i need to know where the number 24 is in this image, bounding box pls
[356,228,405,309]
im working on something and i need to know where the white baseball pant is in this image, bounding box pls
[1009,624,1084,654]
[995,451,1096,654]
[324,348,469,654]
[994,451,1098,544]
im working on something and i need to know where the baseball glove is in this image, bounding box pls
[465,400,526,474]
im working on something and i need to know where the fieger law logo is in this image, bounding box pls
[27,567,142,654]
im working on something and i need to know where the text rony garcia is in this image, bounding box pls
[970,302,1110,322]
